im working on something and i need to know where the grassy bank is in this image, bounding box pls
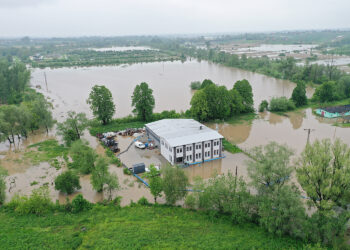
[0,204,316,249]
[222,139,243,154]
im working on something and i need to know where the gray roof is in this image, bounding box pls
[145,119,223,147]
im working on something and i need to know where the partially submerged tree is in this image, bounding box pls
[104,173,120,201]
[57,111,88,146]
[161,165,189,205]
[69,140,97,174]
[131,82,155,121]
[291,81,307,107]
[233,79,254,112]
[91,157,110,192]
[87,85,115,125]
[54,171,81,195]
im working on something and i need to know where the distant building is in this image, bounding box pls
[145,119,224,165]
[316,105,350,118]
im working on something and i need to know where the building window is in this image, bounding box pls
[170,147,172,152]
[187,146,192,151]
[170,156,172,162]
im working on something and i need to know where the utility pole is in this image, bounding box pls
[44,72,48,92]
[304,128,315,145]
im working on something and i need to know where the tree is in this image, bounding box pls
[104,173,120,201]
[229,89,245,115]
[198,172,252,223]
[30,96,54,134]
[190,89,209,121]
[312,81,337,102]
[87,85,115,125]
[291,82,307,107]
[161,165,189,205]
[131,82,155,121]
[269,97,296,112]
[248,142,306,238]
[247,142,294,193]
[57,111,88,146]
[0,166,8,206]
[69,140,97,174]
[200,79,214,89]
[233,79,254,112]
[296,139,350,210]
[91,157,110,192]
[54,171,81,195]
[0,105,22,144]
[145,164,162,203]
[258,100,269,112]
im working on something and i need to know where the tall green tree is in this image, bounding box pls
[145,164,163,203]
[161,165,189,205]
[104,173,120,201]
[296,139,350,210]
[0,166,8,206]
[131,82,155,121]
[57,111,88,146]
[54,171,81,195]
[91,157,110,192]
[296,139,350,244]
[291,82,307,107]
[190,89,209,121]
[312,81,337,102]
[87,85,115,125]
[233,79,254,112]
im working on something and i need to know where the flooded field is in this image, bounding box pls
[1,60,349,205]
[30,60,314,119]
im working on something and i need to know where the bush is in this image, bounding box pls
[190,81,201,90]
[185,194,197,209]
[258,100,269,112]
[54,171,81,195]
[269,97,296,112]
[123,168,132,175]
[7,187,53,215]
[137,197,150,206]
[71,194,92,213]
[69,140,97,174]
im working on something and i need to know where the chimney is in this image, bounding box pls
[199,126,203,130]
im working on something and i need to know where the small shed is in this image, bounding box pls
[316,105,350,118]
[132,163,146,174]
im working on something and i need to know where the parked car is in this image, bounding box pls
[135,141,146,149]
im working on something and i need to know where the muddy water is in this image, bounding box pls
[30,60,313,119]
[208,108,350,155]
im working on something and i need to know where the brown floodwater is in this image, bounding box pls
[1,60,348,205]
[30,60,314,119]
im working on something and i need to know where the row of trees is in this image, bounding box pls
[182,139,350,246]
[0,92,54,144]
[190,79,253,121]
[0,60,30,104]
[86,82,155,126]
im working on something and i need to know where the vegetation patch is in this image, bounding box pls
[222,139,243,154]
[0,205,312,249]
[25,139,68,165]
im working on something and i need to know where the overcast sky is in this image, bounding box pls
[0,0,349,37]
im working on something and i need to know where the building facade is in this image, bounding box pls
[145,119,224,165]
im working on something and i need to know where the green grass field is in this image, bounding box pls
[0,204,315,249]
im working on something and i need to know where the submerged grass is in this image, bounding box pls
[222,139,242,154]
[0,205,313,249]
[25,139,68,165]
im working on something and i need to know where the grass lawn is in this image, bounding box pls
[0,205,314,249]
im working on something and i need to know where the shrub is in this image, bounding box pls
[258,100,269,112]
[185,194,197,209]
[123,168,132,175]
[71,194,92,213]
[269,97,296,112]
[8,187,53,215]
[54,171,81,195]
[190,81,201,90]
[69,140,97,174]
[137,197,150,206]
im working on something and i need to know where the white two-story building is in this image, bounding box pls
[145,119,224,165]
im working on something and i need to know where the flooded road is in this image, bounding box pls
[30,60,313,119]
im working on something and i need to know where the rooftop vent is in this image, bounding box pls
[199,126,203,130]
